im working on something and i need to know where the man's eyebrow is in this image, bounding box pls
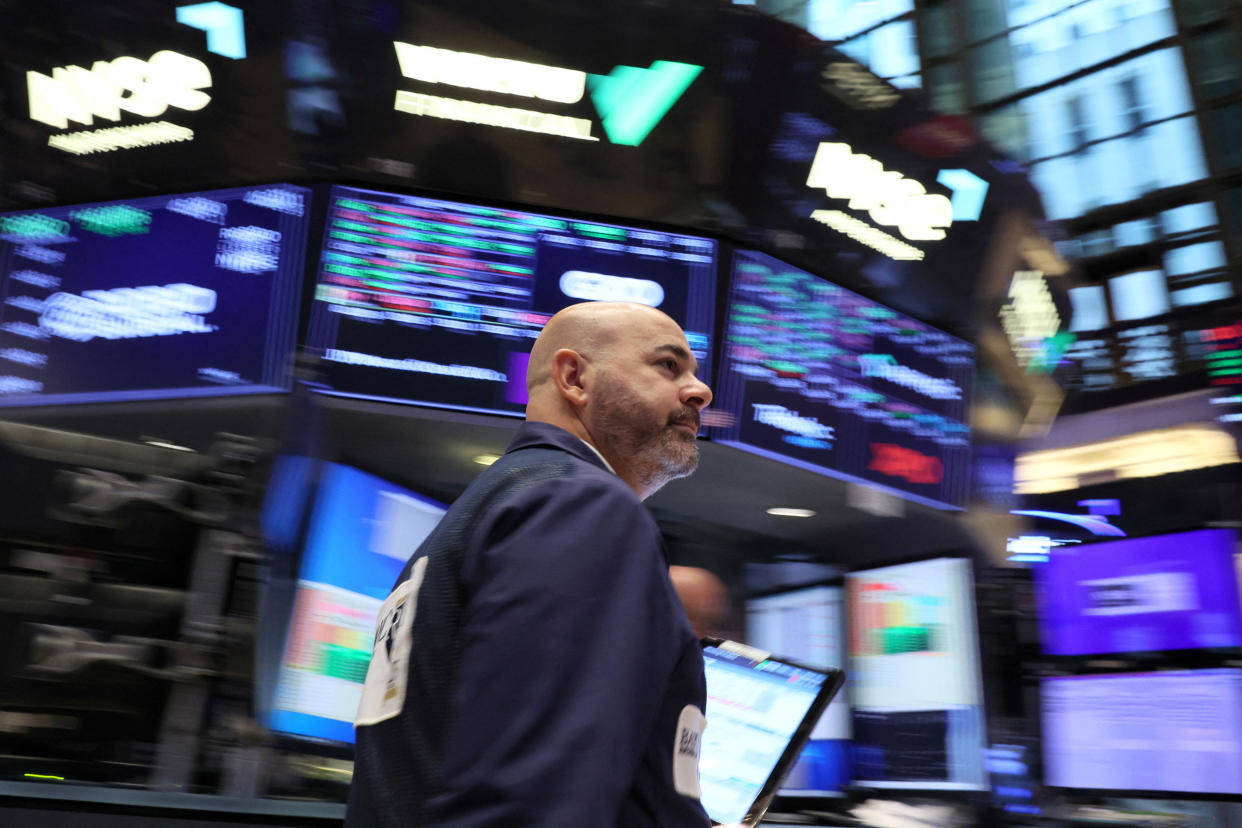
[654,343,699,372]
[654,344,692,360]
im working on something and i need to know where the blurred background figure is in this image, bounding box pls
[670,564,730,638]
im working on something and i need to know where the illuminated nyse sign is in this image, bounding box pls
[805,141,954,261]
[392,41,701,146]
[23,3,244,155]
[27,51,209,154]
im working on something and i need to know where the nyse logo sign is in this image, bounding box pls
[24,2,245,155]
[806,142,953,242]
[28,51,212,130]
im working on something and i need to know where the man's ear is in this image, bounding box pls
[551,348,590,408]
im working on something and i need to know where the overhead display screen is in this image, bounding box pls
[846,558,987,790]
[1035,528,1242,656]
[269,462,446,745]
[713,250,974,508]
[1042,669,1242,796]
[0,184,308,406]
[305,185,717,415]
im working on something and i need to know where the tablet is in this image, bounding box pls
[699,638,847,827]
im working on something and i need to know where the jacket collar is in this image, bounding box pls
[505,421,614,475]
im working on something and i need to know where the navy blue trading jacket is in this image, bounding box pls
[345,421,711,827]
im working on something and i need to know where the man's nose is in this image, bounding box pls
[682,376,712,410]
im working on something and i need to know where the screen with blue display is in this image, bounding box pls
[0,184,308,406]
[304,185,717,416]
[713,250,974,509]
[269,462,446,745]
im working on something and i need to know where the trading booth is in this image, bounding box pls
[0,1,1085,825]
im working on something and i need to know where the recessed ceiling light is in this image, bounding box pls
[472,453,501,466]
[766,507,816,518]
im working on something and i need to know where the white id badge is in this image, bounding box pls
[673,704,706,799]
[355,556,429,727]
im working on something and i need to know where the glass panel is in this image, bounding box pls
[1161,201,1220,236]
[1114,217,1160,247]
[806,0,914,41]
[972,38,1017,103]
[1172,282,1233,306]
[920,2,959,59]
[927,61,967,113]
[1029,115,1208,220]
[1177,0,1228,25]
[1208,103,1242,169]
[1187,28,1242,99]
[1009,0,1176,94]
[837,20,919,80]
[1017,48,1197,161]
[1069,284,1110,331]
[1164,241,1229,275]
[1109,269,1171,322]
[964,0,1009,41]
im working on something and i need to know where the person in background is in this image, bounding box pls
[345,301,714,827]
[669,564,730,638]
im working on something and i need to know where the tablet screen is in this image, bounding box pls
[700,643,841,825]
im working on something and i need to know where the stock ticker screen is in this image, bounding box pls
[713,250,974,509]
[305,186,717,415]
[0,185,308,406]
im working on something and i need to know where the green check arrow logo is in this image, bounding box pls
[588,61,702,146]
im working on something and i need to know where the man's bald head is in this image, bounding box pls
[525,302,677,398]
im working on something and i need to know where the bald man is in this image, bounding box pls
[346,303,714,828]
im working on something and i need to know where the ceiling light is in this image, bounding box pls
[766,507,816,518]
[472,453,501,466]
[142,438,195,452]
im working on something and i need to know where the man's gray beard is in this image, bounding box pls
[593,380,700,493]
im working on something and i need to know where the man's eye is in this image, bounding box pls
[661,359,678,371]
